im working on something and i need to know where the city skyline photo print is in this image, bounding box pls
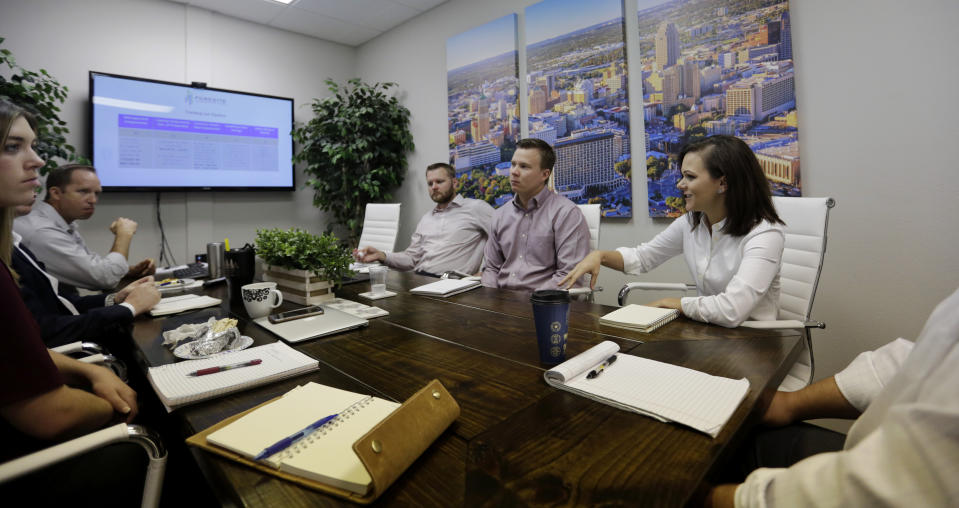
[639,0,801,218]
[526,0,634,218]
[447,13,520,207]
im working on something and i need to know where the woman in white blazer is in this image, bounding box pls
[563,135,785,328]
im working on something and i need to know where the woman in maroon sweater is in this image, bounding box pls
[0,99,137,459]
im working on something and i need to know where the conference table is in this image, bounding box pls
[129,271,802,507]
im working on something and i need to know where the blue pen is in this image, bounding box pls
[253,413,338,461]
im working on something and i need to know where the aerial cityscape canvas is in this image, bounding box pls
[447,14,520,207]
[639,0,800,217]
[526,0,633,218]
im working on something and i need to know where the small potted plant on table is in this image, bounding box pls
[254,228,353,305]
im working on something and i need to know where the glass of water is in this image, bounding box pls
[368,265,388,295]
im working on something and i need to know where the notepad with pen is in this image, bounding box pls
[544,341,749,438]
[187,379,461,503]
[146,341,318,411]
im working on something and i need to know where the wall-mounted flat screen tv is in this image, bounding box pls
[90,71,294,191]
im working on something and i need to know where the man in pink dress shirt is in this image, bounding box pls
[481,138,590,291]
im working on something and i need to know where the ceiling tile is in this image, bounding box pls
[293,0,421,31]
[270,5,382,46]
[392,0,447,12]
[164,0,449,46]
[181,0,286,24]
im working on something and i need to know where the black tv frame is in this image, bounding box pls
[89,71,295,192]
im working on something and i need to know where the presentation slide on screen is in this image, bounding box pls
[92,74,293,188]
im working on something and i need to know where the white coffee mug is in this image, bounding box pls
[241,282,283,319]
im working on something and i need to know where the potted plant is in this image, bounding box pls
[1,38,85,174]
[254,228,353,305]
[292,78,415,244]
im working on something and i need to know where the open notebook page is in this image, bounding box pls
[206,383,370,460]
[545,340,749,437]
[206,382,399,494]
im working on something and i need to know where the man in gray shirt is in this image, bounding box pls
[14,164,155,292]
[355,162,494,276]
[482,138,590,291]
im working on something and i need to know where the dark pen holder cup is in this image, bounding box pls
[530,290,571,365]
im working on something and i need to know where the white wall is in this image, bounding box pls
[0,0,357,263]
[358,0,959,429]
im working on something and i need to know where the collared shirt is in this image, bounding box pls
[616,214,785,327]
[736,288,959,507]
[482,186,591,291]
[384,194,493,275]
[13,200,129,291]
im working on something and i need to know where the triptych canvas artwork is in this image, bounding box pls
[447,0,799,218]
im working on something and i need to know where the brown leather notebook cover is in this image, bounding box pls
[186,379,460,504]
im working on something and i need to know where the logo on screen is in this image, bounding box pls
[185,90,226,106]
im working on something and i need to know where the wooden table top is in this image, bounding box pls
[128,272,802,507]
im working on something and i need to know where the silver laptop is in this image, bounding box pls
[253,305,368,343]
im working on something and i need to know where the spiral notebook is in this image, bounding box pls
[205,382,400,494]
[599,304,679,333]
[544,341,749,437]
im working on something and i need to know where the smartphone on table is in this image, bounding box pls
[268,305,324,324]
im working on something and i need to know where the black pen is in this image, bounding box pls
[586,354,617,379]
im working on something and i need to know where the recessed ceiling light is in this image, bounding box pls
[267,0,296,5]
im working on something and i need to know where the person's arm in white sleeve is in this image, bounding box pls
[732,335,957,507]
[736,383,959,507]
[834,338,914,412]
[616,215,686,275]
[681,228,784,327]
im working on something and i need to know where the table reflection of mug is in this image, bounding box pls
[241,282,283,319]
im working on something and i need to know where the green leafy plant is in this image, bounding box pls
[292,78,415,244]
[0,38,86,174]
[254,228,354,287]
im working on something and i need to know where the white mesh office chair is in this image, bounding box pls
[578,204,601,250]
[618,197,835,391]
[0,423,167,508]
[352,203,402,272]
[357,203,402,254]
[569,204,603,301]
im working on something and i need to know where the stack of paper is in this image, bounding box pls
[599,304,679,333]
[150,294,222,316]
[409,279,481,297]
[544,341,749,438]
[146,341,319,410]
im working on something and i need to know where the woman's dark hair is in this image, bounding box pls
[679,135,783,236]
